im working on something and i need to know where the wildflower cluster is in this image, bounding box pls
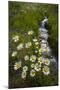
[11,30,50,79]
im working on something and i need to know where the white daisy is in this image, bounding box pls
[42,66,50,75]
[24,55,29,61]
[12,51,17,57]
[17,43,24,50]
[34,63,41,71]
[23,66,28,72]
[35,42,39,45]
[28,30,34,35]
[14,61,22,70]
[44,59,50,66]
[30,69,35,77]
[30,55,36,62]
[21,71,27,79]
[12,35,19,42]
[33,38,38,42]
[31,63,35,68]
[38,57,43,64]
[25,42,32,48]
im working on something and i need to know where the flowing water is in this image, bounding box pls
[39,17,57,70]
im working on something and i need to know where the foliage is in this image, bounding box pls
[9,1,58,88]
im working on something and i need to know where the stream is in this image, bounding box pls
[39,17,57,70]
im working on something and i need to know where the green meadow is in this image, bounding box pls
[9,2,58,88]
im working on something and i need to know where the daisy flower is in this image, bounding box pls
[12,35,19,42]
[34,63,41,71]
[25,42,32,48]
[30,69,35,77]
[21,71,27,79]
[23,66,28,72]
[28,30,34,35]
[44,59,50,66]
[17,43,24,50]
[42,66,50,75]
[11,51,17,57]
[38,57,43,64]
[14,61,22,70]
[24,55,29,61]
[30,55,36,62]
[31,63,35,68]
[35,42,39,45]
[33,38,38,42]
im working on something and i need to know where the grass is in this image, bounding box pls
[9,1,58,88]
